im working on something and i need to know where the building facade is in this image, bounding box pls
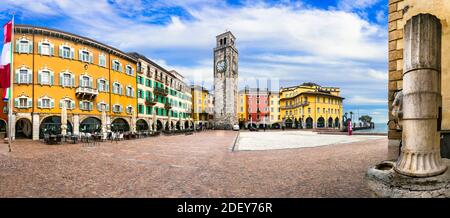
[1,25,138,140]
[130,52,192,132]
[269,91,281,127]
[213,31,238,129]
[246,88,270,128]
[191,85,213,129]
[279,83,343,129]
[237,89,248,128]
[0,25,194,140]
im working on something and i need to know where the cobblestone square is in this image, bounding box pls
[0,131,387,197]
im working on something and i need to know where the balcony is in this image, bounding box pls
[76,87,98,99]
[280,101,309,110]
[164,102,172,110]
[137,67,143,74]
[145,97,156,106]
[154,87,168,96]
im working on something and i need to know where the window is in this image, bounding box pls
[125,65,134,75]
[37,97,54,109]
[59,72,74,87]
[80,101,93,111]
[40,70,51,85]
[138,89,143,98]
[42,99,50,108]
[16,68,32,84]
[39,42,53,56]
[113,104,122,113]
[113,83,122,94]
[59,45,74,59]
[17,39,32,54]
[60,99,75,109]
[126,106,133,114]
[97,102,109,112]
[112,60,122,72]
[99,54,106,67]
[308,108,311,113]
[81,76,90,87]
[126,86,134,97]
[79,50,93,63]
[19,98,29,108]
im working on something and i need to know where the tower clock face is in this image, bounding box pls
[216,60,227,73]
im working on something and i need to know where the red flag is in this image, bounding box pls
[0,63,10,88]
[3,21,12,44]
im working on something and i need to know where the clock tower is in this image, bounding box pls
[213,31,238,129]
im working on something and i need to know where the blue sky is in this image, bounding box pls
[0,0,389,122]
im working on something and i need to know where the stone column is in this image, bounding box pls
[394,14,447,177]
[32,113,40,140]
[73,114,79,135]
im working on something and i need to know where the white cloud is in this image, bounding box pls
[0,0,389,121]
[348,96,387,105]
[367,69,387,80]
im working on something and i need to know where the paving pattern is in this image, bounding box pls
[0,131,387,197]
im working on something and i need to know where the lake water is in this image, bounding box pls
[353,123,388,133]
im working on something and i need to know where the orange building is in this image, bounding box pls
[0,25,137,140]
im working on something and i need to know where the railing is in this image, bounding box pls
[145,97,156,106]
[280,101,309,110]
[76,87,98,99]
[154,87,169,96]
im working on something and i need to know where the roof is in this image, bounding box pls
[283,91,345,100]
[128,52,172,75]
[15,24,137,63]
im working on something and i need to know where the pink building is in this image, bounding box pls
[246,88,270,128]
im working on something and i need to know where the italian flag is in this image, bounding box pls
[0,19,13,101]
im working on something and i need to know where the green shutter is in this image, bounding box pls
[50,73,54,85]
[14,98,18,107]
[29,43,33,53]
[38,72,41,84]
[59,73,63,86]
[37,43,42,54]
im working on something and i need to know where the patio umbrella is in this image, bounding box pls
[152,109,156,131]
[61,104,67,136]
[101,105,107,134]
[131,107,137,133]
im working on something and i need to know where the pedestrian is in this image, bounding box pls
[348,120,353,136]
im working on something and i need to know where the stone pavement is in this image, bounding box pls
[236,131,385,151]
[0,131,387,197]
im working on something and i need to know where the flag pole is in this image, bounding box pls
[8,15,14,152]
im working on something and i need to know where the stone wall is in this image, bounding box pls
[388,0,405,157]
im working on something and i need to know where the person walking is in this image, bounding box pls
[348,120,353,136]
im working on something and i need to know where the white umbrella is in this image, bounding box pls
[152,109,157,131]
[61,103,67,136]
[131,107,137,133]
[101,104,107,134]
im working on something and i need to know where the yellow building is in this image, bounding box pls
[7,25,137,140]
[191,85,213,129]
[280,83,344,129]
[269,91,280,125]
[237,89,247,128]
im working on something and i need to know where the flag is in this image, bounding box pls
[0,20,12,100]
